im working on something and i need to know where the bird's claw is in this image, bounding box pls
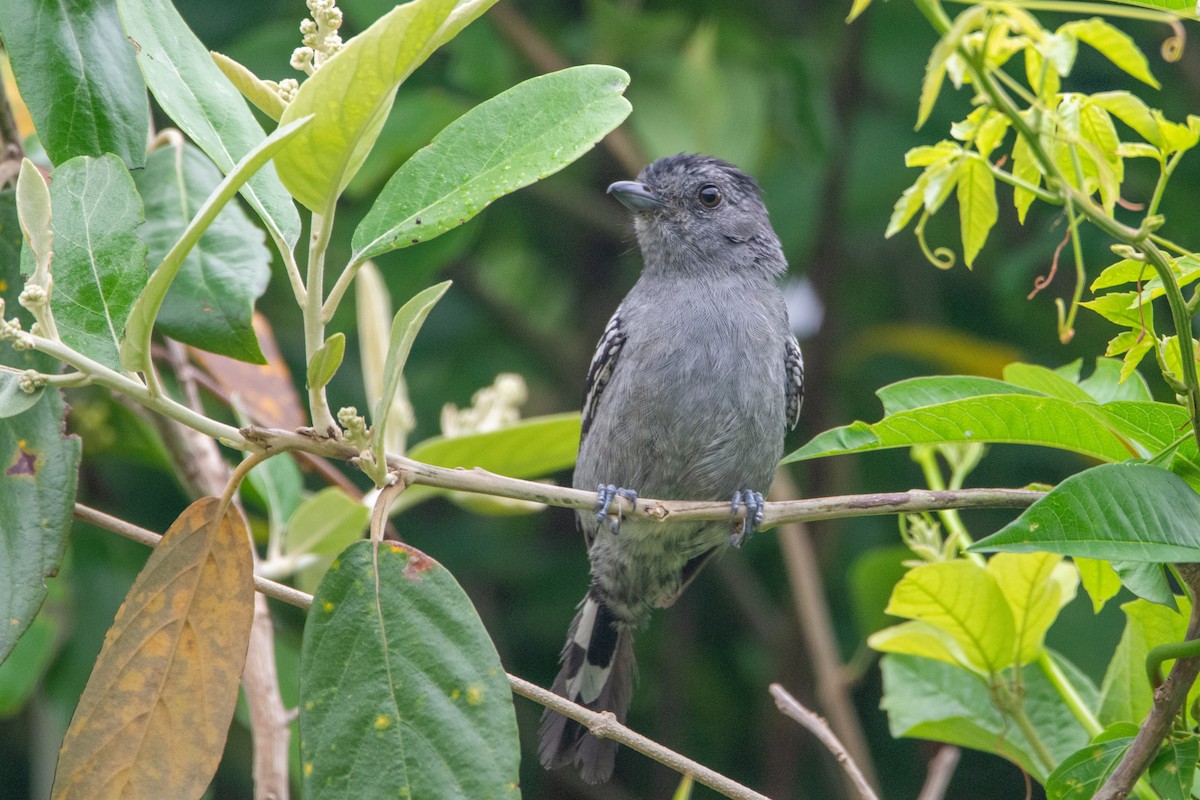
[595,484,638,534]
[729,490,765,548]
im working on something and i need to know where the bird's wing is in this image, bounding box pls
[785,334,804,431]
[581,308,627,443]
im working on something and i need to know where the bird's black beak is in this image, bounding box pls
[607,180,665,212]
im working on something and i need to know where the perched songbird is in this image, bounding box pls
[538,154,804,783]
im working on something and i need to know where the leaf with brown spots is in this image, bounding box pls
[299,539,520,800]
[0,351,81,663]
[51,497,255,800]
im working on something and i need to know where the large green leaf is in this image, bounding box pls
[0,0,149,168]
[786,393,1135,463]
[276,0,458,212]
[116,0,300,248]
[880,652,1092,781]
[396,413,582,512]
[352,64,632,262]
[972,463,1200,562]
[1045,729,1133,800]
[300,539,520,799]
[134,143,271,362]
[46,155,147,370]
[0,364,81,663]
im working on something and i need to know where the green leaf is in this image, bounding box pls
[210,51,286,122]
[869,619,974,669]
[1045,732,1132,799]
[0,370,44,418]
[886,175,928,238]
[284,488,369,561]
[300,540,520,800]
[276,0,457,212]
[1059,18,1160,88]
[921,154,961,215]
[307,333,346,392]
[1075,557,1122,613]
[0,571,64,714]
[243,452,304,531]
[0,370,81,662]
[119,115,311,373]
[1011,127,1042,223]
[846,0,873,23]
[849,545,911,637]
[988,553,1076,664]
[0,0,148,168]
[1089,92,1162,148]
[876,375,1035,414]
[884,561,1016,674]
[1099,597,1189,725]
[960,154,998,267]
[371,282,452,473]
[397,413,582,510]
[117,0,300,248]
[134,143,271,363]
[785,393,1135,464]
[1150,734,1199,800]
[1080,291,1153,330]
[972,463,1200,562]
[1112,560,1174,608]
[1002,362,1094,403]
[16,159,52,276]
[353,64,632,262]
[47,155,147,370]
[917,6,987,129]
[880,652,1091,781]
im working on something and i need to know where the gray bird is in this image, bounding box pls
[538,154,804,783]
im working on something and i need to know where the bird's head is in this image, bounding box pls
[607,154,786,279]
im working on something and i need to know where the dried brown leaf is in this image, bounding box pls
[51,497,255,800]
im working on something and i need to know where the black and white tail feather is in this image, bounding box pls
[537,592,635,783]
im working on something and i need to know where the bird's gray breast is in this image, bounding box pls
[574,275,787,502]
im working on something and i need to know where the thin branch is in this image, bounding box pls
[75,502,774,800]
[773,470,878,792]
[768,683,879,800]
[917,746,961,800]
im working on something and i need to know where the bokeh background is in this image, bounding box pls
[5,0,1200,797]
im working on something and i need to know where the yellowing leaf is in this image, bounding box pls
[1076,557,1123,613]
[957,155,997,268]
[988,552,1075,664]
[211,51,286,122]
[1090,91,1162,148]
[868,620,974,671]
[51,497,255,800]
[918,5,987,129]
[1059,18,1160,88]
[885,560,1016,674]
[886,176,927,238]
[1011,128,1041,224]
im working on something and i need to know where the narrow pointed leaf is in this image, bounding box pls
[0,0,148,167]
[120,116,310,373]
[1076,557,1122,613]
[957,155,997,268]
[0,362,80,663]
[134,143,271,362]
[353,65,632,262]
[51,497,254,800]
[1059,18,1159,88]
[117,0,300,248]
[276,0,458,212]
[371,281,451,468]
[48,155,147,370]
[300,540,520,800]
[210,51,286,122]
[972,463,1200,562]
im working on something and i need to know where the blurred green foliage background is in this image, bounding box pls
[6,0,1200,797]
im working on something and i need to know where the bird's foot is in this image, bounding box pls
[729,490,765,548]
[595,484,639,534]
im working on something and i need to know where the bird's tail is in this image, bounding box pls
[538,592,636,784]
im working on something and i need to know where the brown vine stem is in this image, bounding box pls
[73,503,772,800]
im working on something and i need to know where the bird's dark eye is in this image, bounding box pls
[697,184,722,208]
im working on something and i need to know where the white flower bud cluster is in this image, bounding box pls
[440,373,529,438]
[17,370,45,394]
[337,405,371,450]
[291,0,344,76]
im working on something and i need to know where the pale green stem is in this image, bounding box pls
[952,0,1188,24]
[997,684,1058,776]
[1037,651,1102,736]
[321,256,365,324]
[911,446,983,563]
[305,208,337,433]
[988,161,1059,204]
[271,227,307,308]
[21,331,246,445]
[1147,150,1184,219]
